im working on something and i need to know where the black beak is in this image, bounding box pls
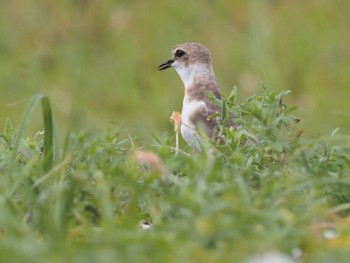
[158,59,174,71]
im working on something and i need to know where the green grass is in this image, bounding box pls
[1,87,350,262]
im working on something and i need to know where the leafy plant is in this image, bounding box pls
[0,88,350,262]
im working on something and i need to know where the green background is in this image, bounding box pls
[1,0,349,139]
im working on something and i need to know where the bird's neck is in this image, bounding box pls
[175,63,216,92]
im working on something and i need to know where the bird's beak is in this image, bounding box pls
[158,59,174,71]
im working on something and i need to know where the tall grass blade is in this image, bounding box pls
[9,94,55,172]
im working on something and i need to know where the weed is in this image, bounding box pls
[0,88,350,262]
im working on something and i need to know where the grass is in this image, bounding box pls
[1,87,350,262]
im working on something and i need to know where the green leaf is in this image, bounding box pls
[276,90,292,99]
[0,118,14,146]
[227,86,237,105]
[206,91,222,107]
[221,99,227,122]
[9,94,55,173]
[4,118,14,139]
[331,127,340,137]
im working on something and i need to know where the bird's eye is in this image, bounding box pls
[175,50,185,58]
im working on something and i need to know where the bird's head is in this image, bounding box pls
[158,42,214,86]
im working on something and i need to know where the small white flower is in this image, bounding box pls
[139,221,151,230]
[246,251,295,263]
[322,228,339,239]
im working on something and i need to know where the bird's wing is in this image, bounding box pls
[190,100,219,139]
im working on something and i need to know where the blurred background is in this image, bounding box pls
[1,0,349,142]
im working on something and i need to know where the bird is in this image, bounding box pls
[158,42,233,150]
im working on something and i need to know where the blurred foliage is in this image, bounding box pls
[0,0,350,141]
[0,88,350,262]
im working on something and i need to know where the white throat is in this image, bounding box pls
[172,62,215,89]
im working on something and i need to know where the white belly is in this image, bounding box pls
[181,123,199,147]
[181,99,207,149]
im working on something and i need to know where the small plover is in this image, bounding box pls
[159,42,232,149]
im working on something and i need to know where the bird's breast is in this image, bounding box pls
[181,99,206,126]
[180,99,207,145]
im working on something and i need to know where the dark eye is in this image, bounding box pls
[175,50,185,58]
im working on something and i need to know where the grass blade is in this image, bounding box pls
[9,94,55,172]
